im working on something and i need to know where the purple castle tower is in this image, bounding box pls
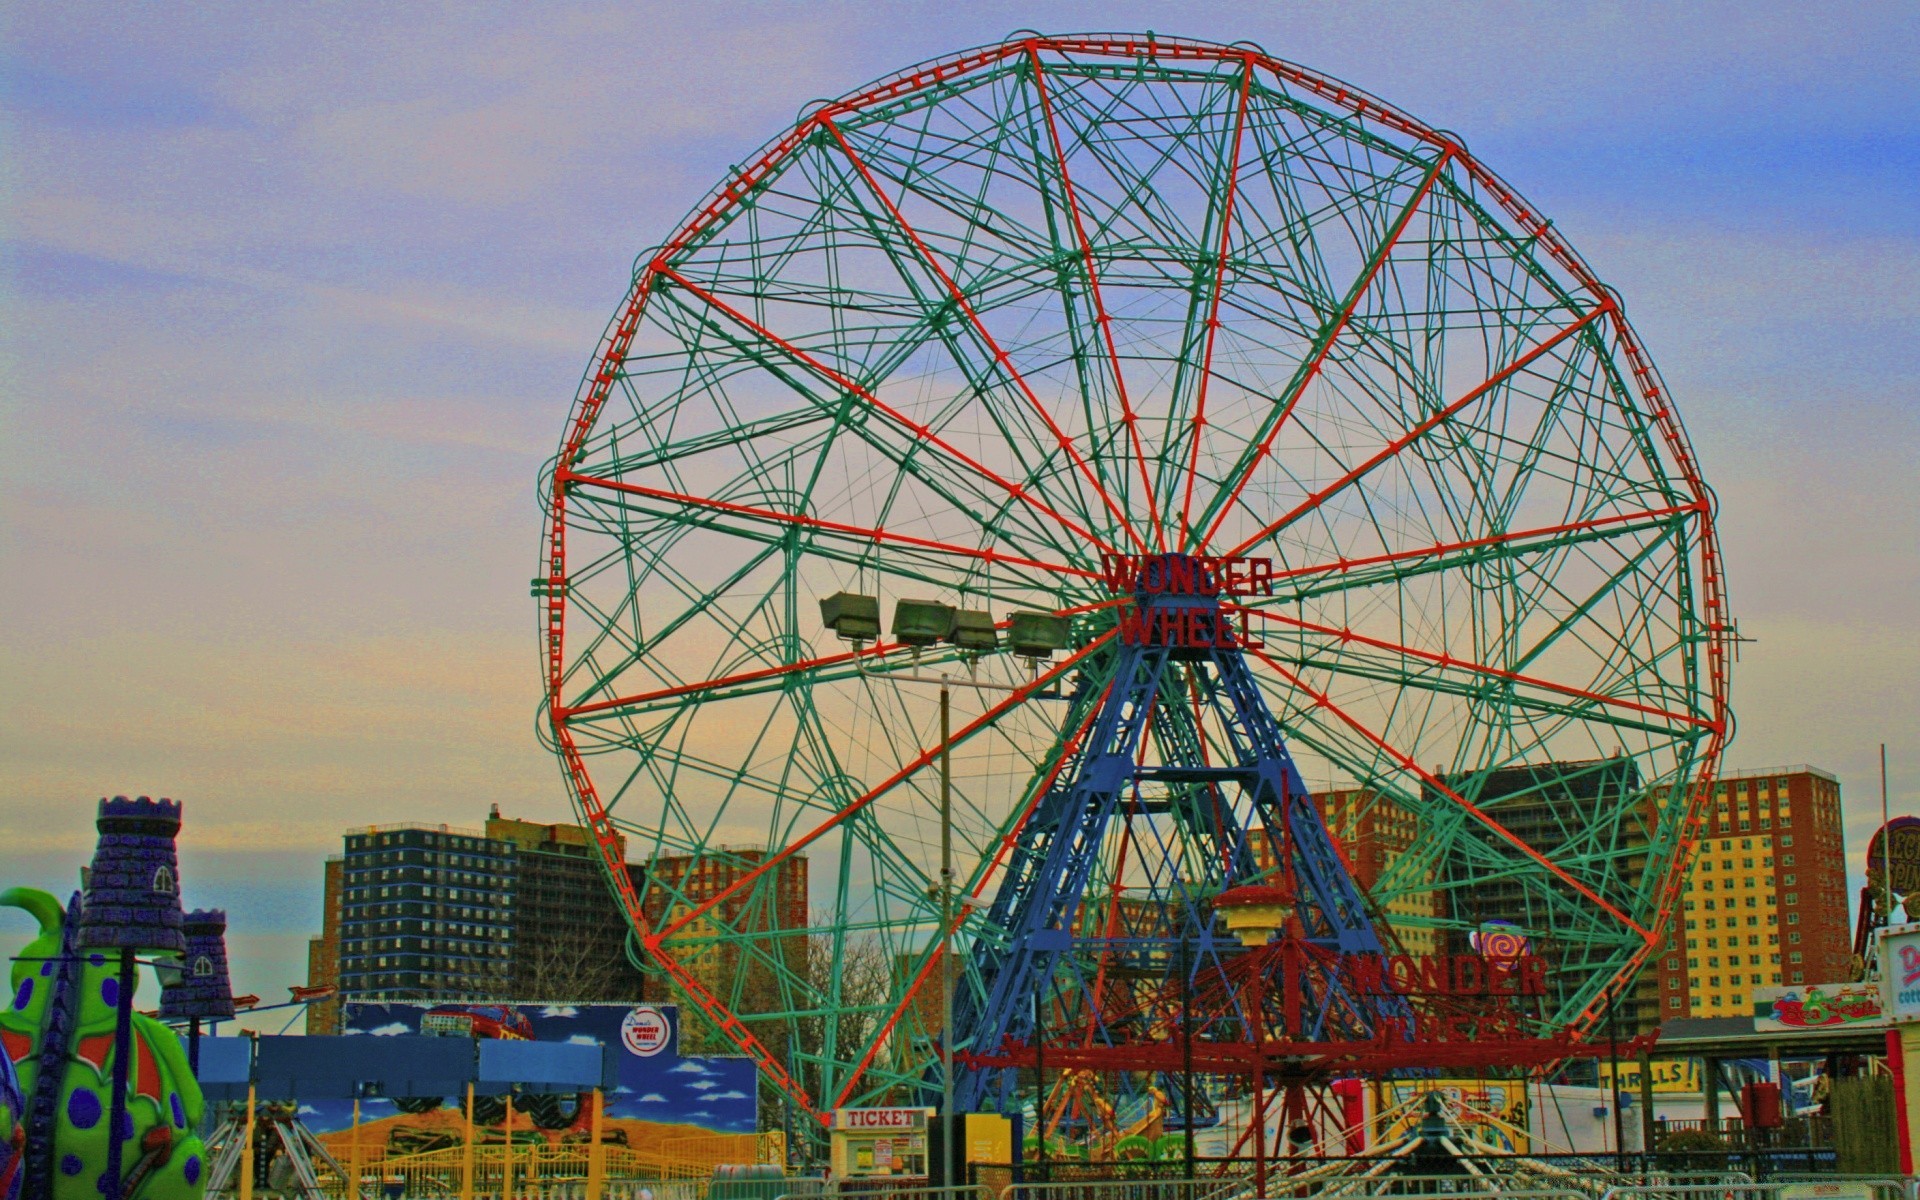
[77,796,186,954]
[160,909,235,1021]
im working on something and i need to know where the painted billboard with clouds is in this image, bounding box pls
[295,1001,757,1151]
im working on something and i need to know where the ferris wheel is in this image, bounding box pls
[539,33,1730,1127]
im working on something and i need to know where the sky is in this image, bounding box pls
[1,2,1916,1008]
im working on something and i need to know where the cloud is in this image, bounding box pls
[541,1005,579,1018]
[638,1093,667,1103]
[708,1090,749,1100]
[367,1022,411,1037]
[668,1061,710,1075]
[565,1035,600,1046]
[688,1079,716,1090]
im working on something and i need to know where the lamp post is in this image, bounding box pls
[940,682,956,1187]
[820,590,1070,1179]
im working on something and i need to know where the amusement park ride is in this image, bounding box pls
[538,32,1730,1174]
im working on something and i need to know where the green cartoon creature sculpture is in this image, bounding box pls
[0,1025,21,1199]
[2,797,209,1199]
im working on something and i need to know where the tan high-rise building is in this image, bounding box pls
[1317,787,1441,957]
[1246,788,1439,956]
[1651,765,1851,1020]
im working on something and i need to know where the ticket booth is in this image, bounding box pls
[831,1106,932,1179]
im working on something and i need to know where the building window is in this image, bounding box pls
[1793,972,1804,983]
[1782,835,1793,847]
[1669,996,1682,1009]
[1790,951,1803,963]
[1786,893,1799,904]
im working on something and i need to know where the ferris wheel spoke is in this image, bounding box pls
[1193,146,1456,552]
[1027,47,1164,552]
[1252,647,1651,941]
[1237,606,1717,734]
[650,630,1116,946]
[1174,55,1254,548]
[654,262,1117,560]
[564,469,1091,586]
[822,116,1149,554]
[1222,300,1614,560]
[1237,500,1702,608]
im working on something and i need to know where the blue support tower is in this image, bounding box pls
[951,554,1405,1114]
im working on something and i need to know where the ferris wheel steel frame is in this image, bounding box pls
[538,32,1733,1130]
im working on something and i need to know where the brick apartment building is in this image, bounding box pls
[1651,765,1851,1020]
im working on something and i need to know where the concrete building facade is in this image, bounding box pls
[306,808,647,1031]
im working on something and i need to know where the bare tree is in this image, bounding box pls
[514,918,639,1001]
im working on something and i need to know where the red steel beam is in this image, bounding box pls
[1177,55,1254,548]
[1249,500,1705,597]
[654,263,1118,557]
[1232,605,1719,732]
[1223,301,1615,560]
[563,468,1092,582]
[1027,41,1166,552]
[821,114,1149,555]
[1195,145,1455,552]
[1250,646,1652,942]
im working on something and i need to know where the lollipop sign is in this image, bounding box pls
[1472,922,1531,967]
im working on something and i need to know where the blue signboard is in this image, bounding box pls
[277,1001,758,1140]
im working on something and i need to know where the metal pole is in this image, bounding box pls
[1033,988,1046,1179]
[587,1087,607,1200]
[940,683,955,1187]
[503,1087,515,1200]
[460,1082,475,1200]
[349,1096,364,1200]
[239,1082,257,1200]
[1182,935,1195,1178]
[101,946,138,1200]
[1885,743,1894,924]
[1608,990,1624,1171]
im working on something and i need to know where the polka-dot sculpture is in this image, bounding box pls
[0,1049,23,1199]
[159,912,234,1023]
[1,887,208,1199]
[77,797,187,955]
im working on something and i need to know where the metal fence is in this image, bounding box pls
[1598,1180,1911,1200]
[998,1177,1248,1200]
